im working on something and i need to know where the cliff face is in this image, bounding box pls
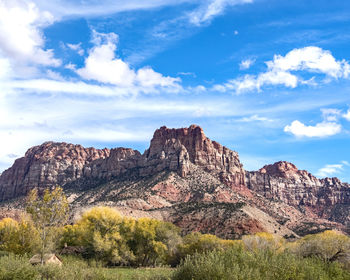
[0,126,349,237]
[246,161,350,220]
[0,142,110,200]
[0,125,246,201]
[142,125,245,188]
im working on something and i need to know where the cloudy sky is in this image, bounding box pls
[1,0,350,181]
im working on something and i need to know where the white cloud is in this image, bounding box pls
[321,108,341,122]
[284,120,341,138]
[221,71,298,94]
[6,79,130,97]
[266,46,349,78]
[343,109,350,121]
[64,63,76,70]
[189,0,253,26]
[0,1,60,67]
[67,43,84,56]
[215,46,350,94]
[237,115,273,122]
[177,72,197,78]
[239,58,255,70]
[317,164,344,178]
[0,57,11,80]
[76,30,181,90]
[45,70,64,81]
[35,0,194,18]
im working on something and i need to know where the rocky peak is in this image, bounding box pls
[25,142,110,162]
[144,125,245,188]
[147,125,205,161]
[259,161,316,181]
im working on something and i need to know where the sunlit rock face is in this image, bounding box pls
[0,142,110,200]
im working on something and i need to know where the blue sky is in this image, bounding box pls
[1,0,350,181]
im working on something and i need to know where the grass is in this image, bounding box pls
[103,267,173,280]
[0,255,174,280]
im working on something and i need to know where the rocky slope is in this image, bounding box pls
[0,125,349,238]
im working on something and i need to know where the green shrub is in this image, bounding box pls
[173,248,350,280]
[0,255,38,280]
[0,254,109,280]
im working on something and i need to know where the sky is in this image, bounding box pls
[1,0,350,181]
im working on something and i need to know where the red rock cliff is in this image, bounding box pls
[0,125,246,200]
[142,125,245,188]
[246,161,350,216]
[0,142,110,200]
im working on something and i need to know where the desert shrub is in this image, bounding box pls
[179,232,224,255]
[0,254,110,280]
[242,232,285,252]
[290,230,350,262]
[173,247,350,280]
[0,255,38,280]
[172,232,244,266]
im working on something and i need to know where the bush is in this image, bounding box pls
[0,254,110,280]
[242,232,285,252]
[173,248,350,280]
[68,207,136,265]
[0,255,38,280]
[61,207,182,267]
[0,218,38,255]
[290,230,350,263]
[130,218,182,267]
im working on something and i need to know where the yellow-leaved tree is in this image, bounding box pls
[179,232,225,257]
[74,206,135,265]
[131,217,181,267]
[26,186,69,264]
[242,232,285,252]
[0,216,39,255]
[292,230,350,262]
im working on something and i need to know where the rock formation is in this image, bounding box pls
[0,125,246,200]
[246,161,350,211]
[0,142,110,200]
[0,125,349,238]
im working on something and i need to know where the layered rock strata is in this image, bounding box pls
[246,161,350,219]
[0,125,245,200]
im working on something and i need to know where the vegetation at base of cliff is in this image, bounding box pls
[0,187,350,279]
[293,221,333,236]
[176,201,246,213]
[149,201,246,214]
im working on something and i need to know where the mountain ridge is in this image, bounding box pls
[0,125,349,238]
